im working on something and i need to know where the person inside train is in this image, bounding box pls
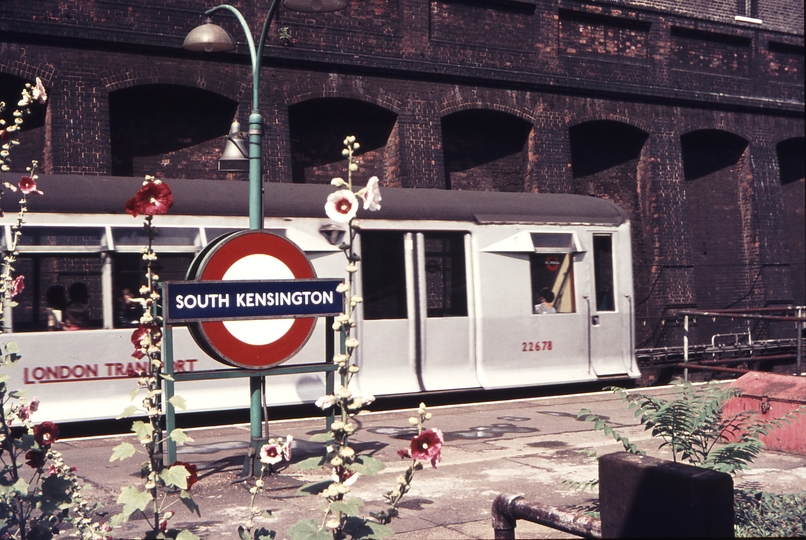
[64,282,91,329]
[116,287,144,327]
[534,287,556,314]
[45,284,67,331]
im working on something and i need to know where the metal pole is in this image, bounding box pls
[683,315,689,382]
[797,306,803,376]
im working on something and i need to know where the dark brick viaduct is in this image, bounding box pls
[1,0,803,347]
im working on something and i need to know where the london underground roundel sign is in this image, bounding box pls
[181,230,335,369]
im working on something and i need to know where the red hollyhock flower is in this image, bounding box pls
[171,461,198,489]
[34,421,60,447]
[409,428,444,468]
[125,181,173,217]
[8,275,24,298]
[19,175,43,195]
[25,449,46,469]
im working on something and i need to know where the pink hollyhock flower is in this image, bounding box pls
[125,181,173,217]
[34,421,60,447]
[260,443,284,465]
[409,428,444,468]
[19,176,43,195]
[130,324,149,359]
[29,398,40,413]
[333,468,360,486]
[325,189,358,223]
[8,275,24,297]
[360,176,382,211]
[397,448,411,459]
[170,461,198,489]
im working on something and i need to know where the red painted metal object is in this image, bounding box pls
[723,372,806,455]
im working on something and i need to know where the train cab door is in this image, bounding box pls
[355,230,479,395]
[587,233,631,376]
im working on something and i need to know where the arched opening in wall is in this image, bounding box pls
[288,98,397,185]
[109,84,237,178]
[0,73,48,173]
[441,109,532,192]
[681,129,750,340]
[568,120,651,339]
[777,137,805,306]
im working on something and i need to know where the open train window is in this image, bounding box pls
[112,227,200,250]
[530,253,575,314]
[423,232,467,318]
[13,226,107,251]
[593,235,615,311]
[361,231,407,320]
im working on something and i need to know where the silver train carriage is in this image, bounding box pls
[2,175,639,423]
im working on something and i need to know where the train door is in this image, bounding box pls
[587,233,631,376]
[356,230,479,395]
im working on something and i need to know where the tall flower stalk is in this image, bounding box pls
[290,137,442,540]
[110,176,200,540]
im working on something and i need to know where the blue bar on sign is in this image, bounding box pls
[164,279,344,324]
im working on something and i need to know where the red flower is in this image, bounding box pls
[19,175,43,195]
[25,449,46,469]
[0,129,11,142]
[34,421,60,447]
[125,181,173,217]
[409,428,444,468]
[8,275,24,298]
[170,461,198,489]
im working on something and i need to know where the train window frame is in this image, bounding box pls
[8,225,109,253]
[530,252,576,314]
[360,230,409,321]
[111,226,201,253]
[420,231,469,319]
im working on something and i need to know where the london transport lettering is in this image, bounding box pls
[164,278,343,324]
[24,359,198,384]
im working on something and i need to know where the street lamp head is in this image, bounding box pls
[183,18,237,53]
[218,121,250,172]
[283,0,348,13]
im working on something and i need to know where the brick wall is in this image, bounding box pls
[0,0,803,346]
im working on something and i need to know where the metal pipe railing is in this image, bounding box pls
[492,494,601,539]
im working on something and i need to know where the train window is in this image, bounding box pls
[361,231,407,320]
[593,235,615,311]
[112,227,200,250]
[14,226,107,251]
[12,255,105,332]
[113,253,195,327]
[423,233,467,318]
[530,253,576,314]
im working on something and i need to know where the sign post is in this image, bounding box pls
[163,230,343,473]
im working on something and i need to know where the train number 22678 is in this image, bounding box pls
[522,341,553,352]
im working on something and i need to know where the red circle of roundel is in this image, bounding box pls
[545,255,560,272]
[193,231,317,369]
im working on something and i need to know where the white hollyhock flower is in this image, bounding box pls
[361,176,382,211]
[325,189,358,223]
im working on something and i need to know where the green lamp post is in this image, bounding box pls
[183,0,348,474]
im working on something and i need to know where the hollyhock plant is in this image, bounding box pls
[34,421,60,447]
[409,428,444,468]
[325,189,358,223]
[125,177,173,217]
[18,175,43,195]
[25,449,46,469]
[8,275,24,298]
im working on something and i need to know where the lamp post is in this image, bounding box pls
[183,0,347,474]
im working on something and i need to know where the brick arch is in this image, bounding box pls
[282,80,404,116]
[99,66,245,101]
[0,61,56,86]
[438,99,536,125]
[564,113,651,135]
[676,123,752,144]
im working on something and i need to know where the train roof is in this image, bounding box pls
[10,174,628,227]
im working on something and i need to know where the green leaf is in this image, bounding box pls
[297,480,333,496]
[255,528,277,540]
[342,517,395,539]
[175,530,201,540]
[308,433,332,443]
[117,405,139,419]
[238,526,252,540]
[295,456,327,470]
[4,342,19,354]
[168,395,188,410]
[117,486,152,519]
[161,465,190,490]
[110,442,136,462]
[347,455,385,476]
[331,498,364,517]
[288,519,331,540]
[169,428,194,446]
[180,490,201,516]
[132,420,154,440]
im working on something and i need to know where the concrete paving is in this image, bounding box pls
[55,384,806,539]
